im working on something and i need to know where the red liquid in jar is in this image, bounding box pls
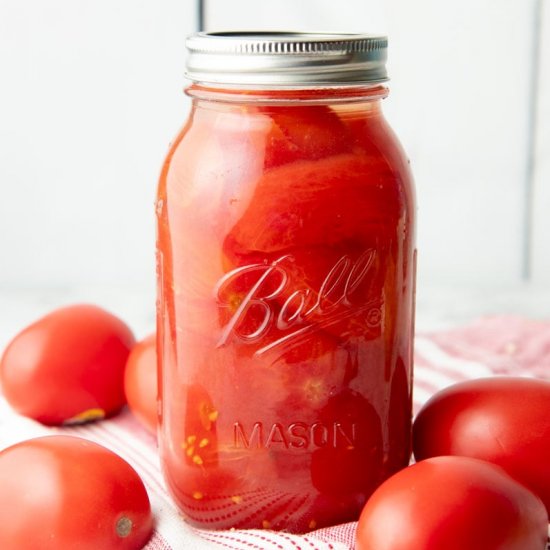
[156,84,416,532]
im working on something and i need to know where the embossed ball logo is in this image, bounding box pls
[214,250,382,356]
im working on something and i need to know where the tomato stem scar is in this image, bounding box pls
[116,516,133,538]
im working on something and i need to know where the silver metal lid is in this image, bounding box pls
[185,32,388,87]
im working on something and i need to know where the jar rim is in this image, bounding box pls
[185,31,388,87]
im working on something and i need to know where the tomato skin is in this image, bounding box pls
[0,304,135,425]
[0,435,153,550]
[412,377,550,514]
[124,334,158,434]
[356,456,548,550]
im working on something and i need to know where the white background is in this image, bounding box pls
[1,0,549,337]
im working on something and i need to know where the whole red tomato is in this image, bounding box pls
[0,435,153,550]
[124,334,158,434]
[413,377,550,514]
[356,456,548,550]
[0,304,135,425]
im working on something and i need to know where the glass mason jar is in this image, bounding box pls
[156,32,416,533]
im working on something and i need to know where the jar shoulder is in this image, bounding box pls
[158,103,415,213]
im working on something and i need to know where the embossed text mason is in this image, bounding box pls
[156,32,416,533]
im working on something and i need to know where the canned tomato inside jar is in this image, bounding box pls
[156,32,416,533]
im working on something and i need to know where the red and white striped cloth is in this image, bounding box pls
[0,315,548,549]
